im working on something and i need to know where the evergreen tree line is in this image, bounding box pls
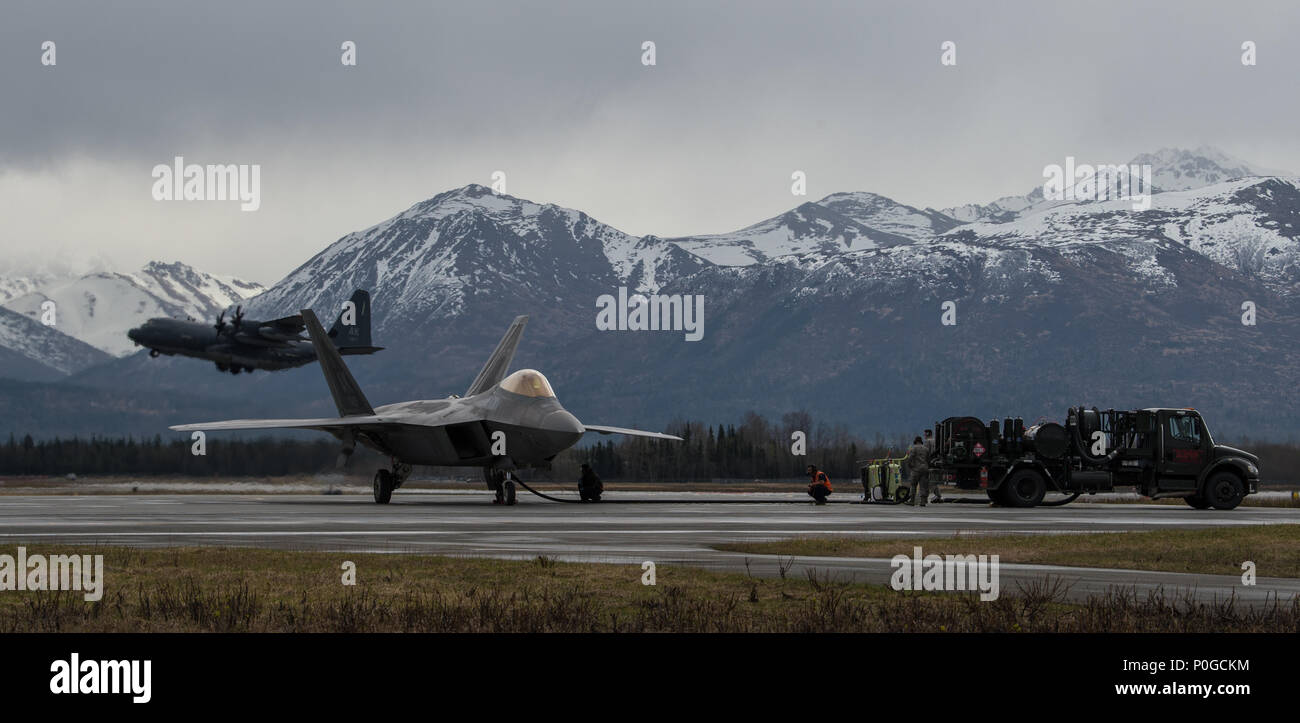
[557,412,911,483]
[0,413,911,482]
[3,418,1298,483]
[0,434,361,477]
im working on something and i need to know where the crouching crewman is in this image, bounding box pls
[578,463,604,502]
[806,464,832,505]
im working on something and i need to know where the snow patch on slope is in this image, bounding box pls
[1,262,265,357]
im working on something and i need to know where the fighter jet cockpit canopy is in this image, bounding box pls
[499,369,556,398]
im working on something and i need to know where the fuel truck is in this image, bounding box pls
[925,407,1259,509]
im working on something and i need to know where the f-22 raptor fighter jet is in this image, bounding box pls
[171,310,681,504]
[127,289,382,374]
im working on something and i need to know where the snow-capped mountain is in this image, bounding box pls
[941,146,1294,224]
[243,184,708,335]
[23,146,1300,440]
[942,187,1044,224]
[666,192,960,266]
[0,306,111,380]
[947,176,1300,295]
[817,191,964,239]
[0,273,56,305]
[2,261,265,357]
[1130,146,1293,192]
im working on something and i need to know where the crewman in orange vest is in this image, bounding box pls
[806,464,832,505]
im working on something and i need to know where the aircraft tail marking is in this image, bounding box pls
[328,289,378,350]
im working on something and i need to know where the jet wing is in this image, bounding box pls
[582,424,683,441]
[170,415,386,432]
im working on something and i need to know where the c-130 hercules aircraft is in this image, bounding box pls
[127,289,382,374]
[171,310,681,504]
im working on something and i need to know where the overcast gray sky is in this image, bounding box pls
[2,0,1298,284]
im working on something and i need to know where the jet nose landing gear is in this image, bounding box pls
[503,475,517,505]
[484,468,518,506]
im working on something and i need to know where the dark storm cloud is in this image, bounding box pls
[1,0,1298,280]
[3,1,1290,167]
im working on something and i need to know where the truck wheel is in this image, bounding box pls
[1002,470,1046,508]
[1184,494,1212,510]
[1204,472,1244,511]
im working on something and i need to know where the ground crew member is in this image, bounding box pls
[578,463,603,502]
[905,436,930,506]
[923,428,940,503]
[806,464,832,505]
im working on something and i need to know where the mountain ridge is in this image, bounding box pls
[12,146,1300,440]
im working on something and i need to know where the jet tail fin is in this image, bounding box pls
[465,315,528,397]
[327,289,381,352]
[304,308,375,417]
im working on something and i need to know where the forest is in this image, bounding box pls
[2,412,1297,484]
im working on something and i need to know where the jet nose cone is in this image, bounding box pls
[543,409,584,436]
[126,327,141,342]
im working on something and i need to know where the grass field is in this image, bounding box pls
[1,545,1297,633]
[716,525,1300,578]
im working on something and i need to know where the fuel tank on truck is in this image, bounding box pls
[1023,422,1069,459]
[939,416,991,462]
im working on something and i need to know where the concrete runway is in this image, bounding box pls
[2,490,1297,606]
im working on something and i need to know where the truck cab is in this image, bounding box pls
[1141,408,1259,508]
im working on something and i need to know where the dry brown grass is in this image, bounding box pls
[717,524,1300,577]
[0,545,1297,632]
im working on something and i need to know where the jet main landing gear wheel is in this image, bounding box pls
[373,469,395,504]
[504,478,517,506]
